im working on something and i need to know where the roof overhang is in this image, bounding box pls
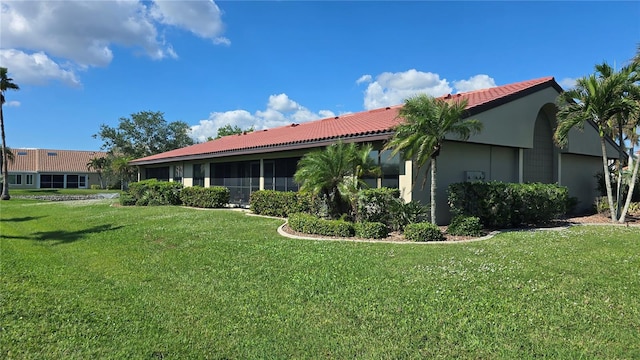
[130,131,394,166]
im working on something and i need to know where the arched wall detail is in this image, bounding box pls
[523,106,558,183]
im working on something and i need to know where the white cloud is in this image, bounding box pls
[357,69,498,109]
[452,74,496,93]
[5,100,20,107]
[356,74,372,85]
[189,93,335,142]
[0,0,228,86]
[0,49,81,87]
[150,0,229,45]
[358,69,453,110]
[559,77,577,89]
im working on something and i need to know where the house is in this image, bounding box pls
[6,149,108,189]
[130,77,619,224]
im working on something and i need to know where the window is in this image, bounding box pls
[79,176,86,188]
[193,164,205,187]
[8,174,22,185]
[173,165,183,183]
[17,151,27,156]
[26,174,34,185]
[47,152,57,156]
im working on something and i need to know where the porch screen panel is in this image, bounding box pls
[67,175,79,188]
[275,157,300,192]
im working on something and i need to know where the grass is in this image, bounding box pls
[1,198,639,359]
[9,188,121,196]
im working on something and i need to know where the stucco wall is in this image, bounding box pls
[410,141,519,225]
[560,153,602,213]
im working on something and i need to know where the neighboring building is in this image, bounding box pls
[6,149,108,189]
[130,77,619,224]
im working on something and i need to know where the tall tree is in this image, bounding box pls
[1,67,20,200]
[619,52,640,222]
[384,94,483,225]
[294,141,379,219]
[214,124,254,139]
[554,61,640,222]
[94,111,194,159]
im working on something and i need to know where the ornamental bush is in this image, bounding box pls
[356,187,401,224]
[447,215,483,236]
[249,190,313,217]
[127,179,183,206]
[180,186,230,208]
[448,182,569,228]
[354,221,388,239]
[404,222,444,242]
[288,213,355,237]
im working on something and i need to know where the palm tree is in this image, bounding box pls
[110,155,136,191]
[554,62,639,222]
[87,156,109,189]
[384,94,483,225]
[1,67,20,200]
[294,141,379,219]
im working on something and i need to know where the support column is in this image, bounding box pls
[518,148,524,183]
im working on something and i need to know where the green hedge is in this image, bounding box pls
[448,182,569,228]
[354,222,389,239]
[447,215,483,236]
[127,179,183,206]
[288,213,355,237]
[404,222,444,242]
[180,186,230,208]
[249,190,313,217]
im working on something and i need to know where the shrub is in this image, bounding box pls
[389,200,430,232]
[447,215,483,236]
[356,187,400,224]
[90,184,102,190]
[354,222,388,239]
[180,186,230,208]
[250,190,313,217]
[448,182,569,228]
[127,179,183,206]
[119,193,136,206]
[404,222,444,242]
[288,213,355,237]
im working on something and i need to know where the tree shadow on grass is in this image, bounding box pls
[1,215,48,222]
[27,224,125,245]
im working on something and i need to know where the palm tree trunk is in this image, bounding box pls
[600,137,617,222]
[1,104,10,200]
[430,156,437,224]
[619,155,640,223]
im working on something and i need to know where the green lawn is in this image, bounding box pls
[1,198,639,359]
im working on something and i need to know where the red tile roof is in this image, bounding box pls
[8,149,108,173]
[131,76,560,165]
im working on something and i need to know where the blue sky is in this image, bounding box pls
[1,0,638,151]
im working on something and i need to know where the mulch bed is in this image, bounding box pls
[281,212,640,243]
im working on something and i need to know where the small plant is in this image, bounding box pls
[354,222,388,239]
[447,215,483,236]
[404,222,444,242]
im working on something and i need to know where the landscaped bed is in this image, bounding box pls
[2,197,639,359]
